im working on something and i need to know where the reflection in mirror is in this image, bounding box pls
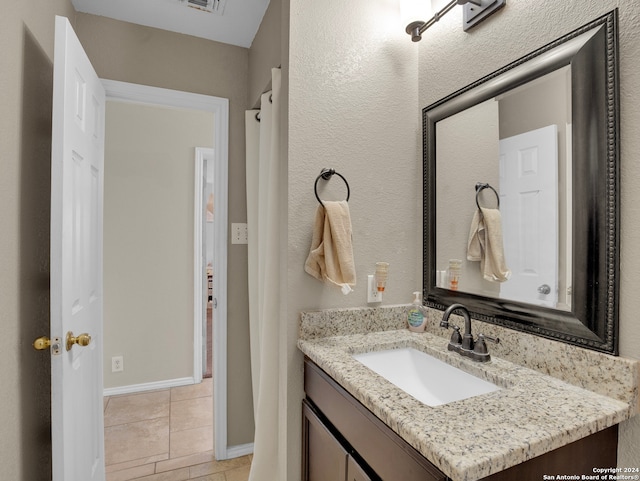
[423,10,619,354]
[435,66,572,311]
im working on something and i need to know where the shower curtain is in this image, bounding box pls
[245,67,282,481]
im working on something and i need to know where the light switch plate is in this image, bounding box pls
[231,223,248,244]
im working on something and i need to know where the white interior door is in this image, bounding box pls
[499,124,558,307]
[51,15,105,481]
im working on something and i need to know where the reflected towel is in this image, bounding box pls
[304,201,356,294]
[467,207,511,282]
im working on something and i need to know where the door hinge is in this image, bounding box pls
[213,298,218,309]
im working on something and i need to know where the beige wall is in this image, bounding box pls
[0,0,76,478]
[248,0,282,107]
[435,99,500,297]
[286,0,420,478]
[103,101,213,389]
[74,13,254,445]
[418,0,640,467]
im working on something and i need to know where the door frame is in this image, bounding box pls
[194,147,214,382]
[101,79,230,459]
[194,147,224,383]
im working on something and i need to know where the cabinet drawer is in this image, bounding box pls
[304,359,446,481]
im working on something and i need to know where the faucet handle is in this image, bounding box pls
[473,334,499,356]
[479,334,499,344]
[449,325,462,346]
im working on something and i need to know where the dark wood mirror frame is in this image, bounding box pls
[423,10,619,354]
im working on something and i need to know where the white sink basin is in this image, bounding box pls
[353,347,501,407]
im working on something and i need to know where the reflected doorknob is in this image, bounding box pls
[66,331,91,351]
[538,284,551,295]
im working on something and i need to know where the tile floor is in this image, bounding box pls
[104,378,251,481]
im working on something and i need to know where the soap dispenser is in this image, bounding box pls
[407,291,428,332]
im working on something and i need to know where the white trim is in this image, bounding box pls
[212,119,229,461]
[193,149,206,386]
[103,377,195,397]
[101,79,226,113]
[194,147,221,386]
[102,79,230,459]
[225,442,254,458]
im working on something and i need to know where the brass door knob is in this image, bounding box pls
[66,331,91,351]
[33,336,52,351]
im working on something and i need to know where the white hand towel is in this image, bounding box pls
[467,207,511,282]
[304,200,356,294]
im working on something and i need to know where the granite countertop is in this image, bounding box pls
[298,316,637,481]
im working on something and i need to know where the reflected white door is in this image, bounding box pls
[499,125,558,307]
[51,15,105,481]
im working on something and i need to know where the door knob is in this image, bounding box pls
[538,284,551,295]
[66,331,91,351]
[33,336,62,354]
[33,336,52,351]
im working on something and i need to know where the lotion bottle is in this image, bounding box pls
[407,291,428,332]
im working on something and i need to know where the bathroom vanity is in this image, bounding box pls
[303,358,617,481]
[298,306,638,481]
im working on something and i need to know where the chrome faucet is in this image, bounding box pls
[440,303,499,362]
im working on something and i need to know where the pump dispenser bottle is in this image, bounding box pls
[407,291,428,332]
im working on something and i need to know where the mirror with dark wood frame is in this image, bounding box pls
[423,10,619,354]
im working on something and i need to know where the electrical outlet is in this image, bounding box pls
[231,223,248,244]
[367,275,382,303]
[112,356,124,373]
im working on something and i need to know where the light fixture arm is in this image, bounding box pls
[406,0,482,42]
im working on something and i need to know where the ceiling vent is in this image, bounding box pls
[178,0,228,15]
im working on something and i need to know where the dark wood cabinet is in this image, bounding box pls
[303,357,618,481]
[347,456,372,481]
[302,400,372,481]
[302,400,347,481]
[303,359,446,481]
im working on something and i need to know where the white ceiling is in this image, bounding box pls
[71,0,270,48]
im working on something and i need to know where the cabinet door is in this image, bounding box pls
[347,456,372,481]
[302,400,348,481]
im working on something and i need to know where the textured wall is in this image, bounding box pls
[103,101,213,389]
[418,0,640,466]
[287,0,420,478]
[74,13,255,446]
[0,1,75,479]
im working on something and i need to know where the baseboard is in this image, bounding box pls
[103,377,195,397]
[225,442,254,459]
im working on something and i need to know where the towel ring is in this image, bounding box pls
[475,182,500,210]
[314,168,350,206]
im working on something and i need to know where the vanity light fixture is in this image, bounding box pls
[405,0,505,41]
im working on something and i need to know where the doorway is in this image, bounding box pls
[100,80,230,461]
